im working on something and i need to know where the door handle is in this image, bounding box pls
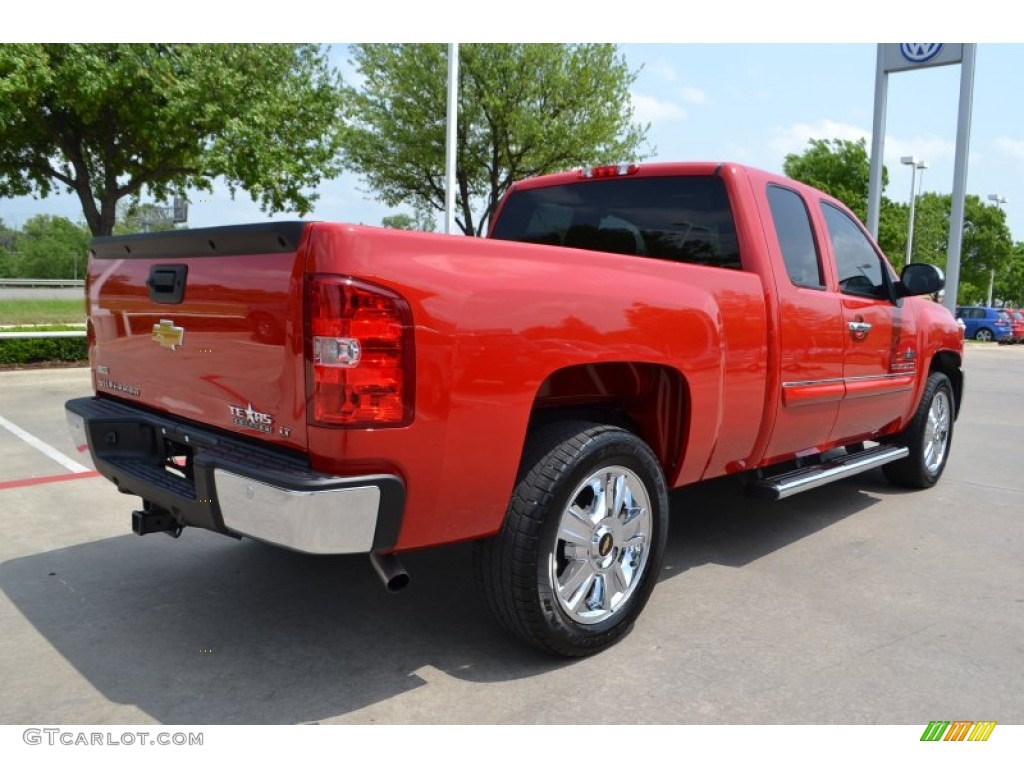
[848,321,872,337]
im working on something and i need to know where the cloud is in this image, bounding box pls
[884,136,956,165]
[630,93,687,124]
[647,58,676,82]
[678,86,707,105]
[726,142,753,161]
[770,119,870,157]
[770,119,956,168]
[995,136,1024,161]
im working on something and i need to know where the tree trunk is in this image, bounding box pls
[72,184,105,237]
[96,195,118,237]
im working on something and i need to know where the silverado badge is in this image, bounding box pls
[152,319,184,350]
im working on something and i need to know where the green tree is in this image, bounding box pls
[877,197,909,266]
[381,205,437,233]
[998,242,1024,307]
[342,44,649,236]
[14,214,90,279]
[381,214,415,231]
[962,195,1015,304]
[783,138,887,224]
[888,191,950,272]
[0,44,346,236]
[873,191,1015,304]
[784,137,912,259]
[0,217,14,249]
[782,138,1019,305]
[0,217,18,277]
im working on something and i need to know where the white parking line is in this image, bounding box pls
[0,413,91,474]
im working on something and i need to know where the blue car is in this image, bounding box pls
[955,306,1013,342]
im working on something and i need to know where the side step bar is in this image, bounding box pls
[748,444,909,501]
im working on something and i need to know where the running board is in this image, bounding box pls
[748,445,909,501]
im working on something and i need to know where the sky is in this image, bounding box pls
[3,12,1023,245]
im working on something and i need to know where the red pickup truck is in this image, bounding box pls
[66,162,964,656]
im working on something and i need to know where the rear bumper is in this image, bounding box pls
[65,396,404,554]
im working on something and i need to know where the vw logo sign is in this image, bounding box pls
[900,43,943,63]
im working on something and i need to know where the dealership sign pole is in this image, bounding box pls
[866,43,976,315]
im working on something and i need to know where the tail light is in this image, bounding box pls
[305,275,414,428]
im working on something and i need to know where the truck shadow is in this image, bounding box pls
[662,472,883,573]
[0,472,885,725]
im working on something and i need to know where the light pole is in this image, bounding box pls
[987,194,1008,307]
[901,156,928,266]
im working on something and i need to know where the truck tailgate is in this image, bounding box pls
[86,222,309,451]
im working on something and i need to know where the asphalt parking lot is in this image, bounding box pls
[1,347,1022,725]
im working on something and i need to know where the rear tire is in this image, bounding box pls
[883,372,954,489]
[474,422,669,657]
[974,328,993,342]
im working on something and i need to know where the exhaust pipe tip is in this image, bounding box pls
[370,552,410,592]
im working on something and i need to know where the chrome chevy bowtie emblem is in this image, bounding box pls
[152,319,184,350]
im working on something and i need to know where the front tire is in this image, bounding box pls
[883,372,954,488]
[474,422,669,657]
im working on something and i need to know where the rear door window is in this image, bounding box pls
[766,184,824,288]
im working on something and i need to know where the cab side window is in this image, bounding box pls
[767,184,824,288]
[821,202,890,299]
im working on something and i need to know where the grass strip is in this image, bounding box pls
[0,298,86,326]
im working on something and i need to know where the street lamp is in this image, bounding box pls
[901,156,928,266]
[986,194,1008,307]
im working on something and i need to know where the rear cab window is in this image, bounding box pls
[490,175,742,270]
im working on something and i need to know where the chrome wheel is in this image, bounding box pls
[475,422,668,656]
[883,371,955,489]
[923,390,951,474]
[549,465,652,625]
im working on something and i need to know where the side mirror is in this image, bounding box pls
[896,263,945,298]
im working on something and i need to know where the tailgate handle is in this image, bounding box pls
[146,265,188,305]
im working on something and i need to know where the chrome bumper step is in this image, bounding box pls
[748,444,910,501]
